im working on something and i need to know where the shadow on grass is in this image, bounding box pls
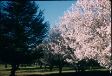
[28,71,111,76]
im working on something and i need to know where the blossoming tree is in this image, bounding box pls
[36,27,67,73]
[57,0,111,71]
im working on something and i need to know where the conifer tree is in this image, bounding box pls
[0,1,49,76]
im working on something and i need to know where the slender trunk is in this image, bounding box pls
[49,65,53,71]
[74,65,79,72]
[59,66,62,74]
[5,64,7,68]
[44,64,47,70]
[39,62,43,69]
[90,66,92,71]
[40,63,42,69]
[10,64,19,76]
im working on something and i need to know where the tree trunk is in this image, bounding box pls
[39,62,43,69]
[44,64,47,70]
[90,66,92,71]
[49,65,53,71]
[5,64,7,68]
[10,64,19,76]
[59,67,62,74]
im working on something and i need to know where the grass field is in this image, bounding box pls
[0,64,110,76]
[0,64,74,76]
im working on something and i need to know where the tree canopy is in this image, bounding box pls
[0,1,49,76]
[42,0,111,71]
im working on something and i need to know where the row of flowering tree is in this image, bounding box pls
[37,0,111,73]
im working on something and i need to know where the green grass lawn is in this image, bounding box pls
[0,64,75,76]
[0,64,109,76]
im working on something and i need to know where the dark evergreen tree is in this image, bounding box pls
[0,1,49,76]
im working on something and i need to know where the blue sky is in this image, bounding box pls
[36,1,76,27]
